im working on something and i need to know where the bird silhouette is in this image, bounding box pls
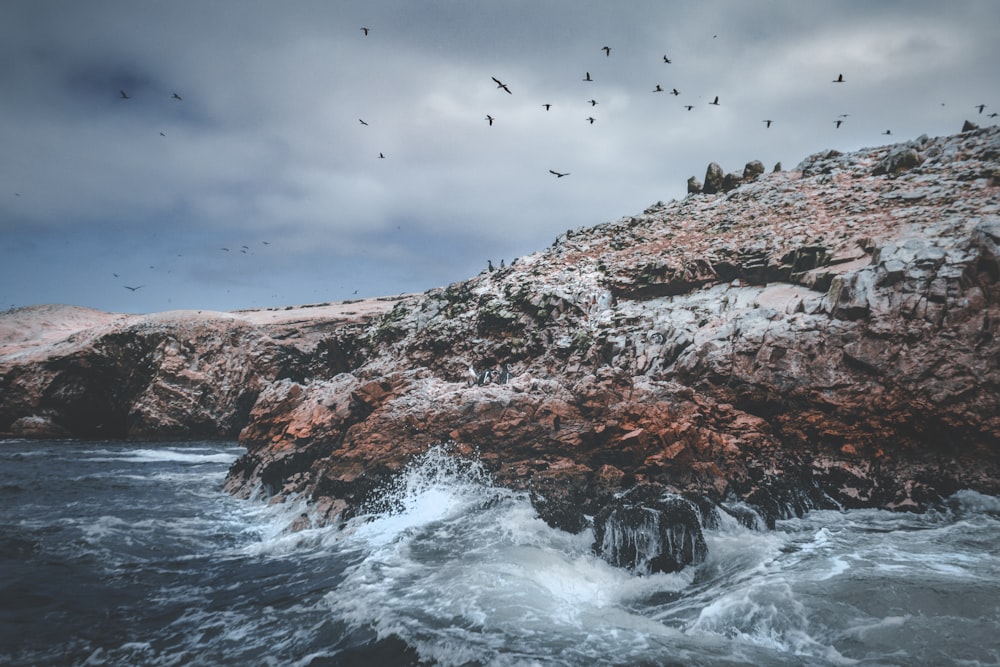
[359,118,368,125]
[361,27,369,35]
[542,103,552,110]
[763,120,773,128]
[975,104,986,114]
[549,170,570,178]
[172,92,182,100]
[684,105,694,110]
[486,114,494,125]
[653,84,663,92]
[663,55,672,63]
[378,152,385,158]
[834,119,844,128]
[602,46,611,56]
[882,129,892,135]
[586,116,595,124]
[709,96,720,105]
[670,88,680,96]
[123,285,144,292]
[833,73,845,83]
[491,76,512,94]
[221,247,230,251]
[990,112,999,118]
[588,99,598,106]
[159,131,166,136]
[119,90,130,99]
[583,72,592,82]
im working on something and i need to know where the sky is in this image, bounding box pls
[1,1,997,314]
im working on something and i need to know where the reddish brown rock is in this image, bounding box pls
[3,128,1000,550]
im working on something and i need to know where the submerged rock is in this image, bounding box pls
[592,486,707,574]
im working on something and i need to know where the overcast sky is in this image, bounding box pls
[1,1,997,314]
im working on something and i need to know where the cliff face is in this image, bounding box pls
[224,126,1000,530]
[2,127,999,550]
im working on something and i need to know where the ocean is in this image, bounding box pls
[1,439,998,666]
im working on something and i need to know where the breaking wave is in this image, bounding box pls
[3,441,999,666]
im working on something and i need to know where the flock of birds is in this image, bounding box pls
[354,27,994,181]
[13,22,995,308]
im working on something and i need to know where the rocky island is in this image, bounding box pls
[3,125,998,573]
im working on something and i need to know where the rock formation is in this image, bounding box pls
[3,126,999,572]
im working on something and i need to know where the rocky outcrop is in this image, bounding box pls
[3,126,1000,572]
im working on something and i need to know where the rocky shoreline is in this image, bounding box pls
[2,125,998,572]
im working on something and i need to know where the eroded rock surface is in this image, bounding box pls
[3,127,1000,570]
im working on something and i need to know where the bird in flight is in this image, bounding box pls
[684,105,694,110]
[670,88,680,96]
[361,27,370,35]
[833,73,845,83]
[975,104,986,114]
[588,99,598,106]
[763,119,773,128]
[172,92,182,100]
[602,46,611,56]
[663,55,672,64]
[221,247,230,251]
[486,114,494,126]
[583,72,592,82]
[119,90,130,99]
[378,152,386,158]
[709,96,720,105]
[834,119,844,128]
[586,116,595,124]
[123,285,144,292]
[549,170,570,178]
[653,84,664,92]
[882,129,892,135]
[542,103,552,110]
[492,76,512,94]
[359,118,368,126]
[159,131,166,136]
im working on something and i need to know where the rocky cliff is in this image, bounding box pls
[2,126,999,571]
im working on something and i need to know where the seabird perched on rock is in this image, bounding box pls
[498,363,513,384]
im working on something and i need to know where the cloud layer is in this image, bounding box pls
[2,0,997,313]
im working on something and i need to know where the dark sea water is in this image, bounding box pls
[1,440,999,667]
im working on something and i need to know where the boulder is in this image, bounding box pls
[687,176,703,194]
[592,485,708,574]
[702,162,724,194]
[743,160,765,181]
